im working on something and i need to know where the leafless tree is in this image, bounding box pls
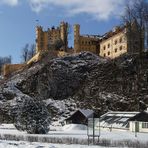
[21,44,36,63]
[0,56,11,74]
[48,39,64,51]
[28,44,36,60]
[122,0,148,54]
[21,44,29,63]
[144,2,148,50]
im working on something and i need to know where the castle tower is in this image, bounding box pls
[74,24,80,53]
[60,21,68,51]
[36,26,43,53]
[36,26,48,53]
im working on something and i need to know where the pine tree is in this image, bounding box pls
[14,97,50,134]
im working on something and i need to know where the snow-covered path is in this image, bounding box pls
[0,140,107,148]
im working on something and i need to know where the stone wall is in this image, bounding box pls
[3,64,26,77]
[74,24,100,54]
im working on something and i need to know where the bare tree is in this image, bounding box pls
[144,2,148,50]
[21,44,29,63]
[28,44,36,60]
[122,0,148,54]
[49,39,64,51]
[133,0,147,53]
[0,56,11,74]
[122,3,134,53]
[21,44,36,63]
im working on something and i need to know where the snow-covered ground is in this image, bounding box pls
[0,140,106,148]
[0,124,148,147]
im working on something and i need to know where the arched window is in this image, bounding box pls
[119,37,122,43]
[103,46,106,50]
[114,40,117,45]
[108,43,110,48]
[120,46,122,50]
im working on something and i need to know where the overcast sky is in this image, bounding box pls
[0,0,134,63]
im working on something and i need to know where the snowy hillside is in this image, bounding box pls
[0,52,148,123]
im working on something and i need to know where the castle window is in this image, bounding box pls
[89,41,91,45]
[114,40,117,45]
[82,41,84,44]
[108,51,110,55]
[85,41,87,44]
[103,46,106,50]
[108,43,110,48]
[119,37,122,43]
[104,53,106,57]
[120,46,122,50]
[115,48,117,52]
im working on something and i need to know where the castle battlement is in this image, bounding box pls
[36,21,68,53]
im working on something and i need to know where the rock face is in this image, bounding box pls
[17,52,107,100]
[0,51,148,122]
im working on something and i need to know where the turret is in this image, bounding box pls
[74,24,80,52]
[36,26,43,53]
[60,21,68,51]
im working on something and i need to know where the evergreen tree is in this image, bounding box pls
[14,97,50,134]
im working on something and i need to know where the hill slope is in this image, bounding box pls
[0,52,148,122]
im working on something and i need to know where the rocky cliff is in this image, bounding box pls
[0,52,148,123]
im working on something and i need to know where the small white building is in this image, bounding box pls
[96,111,139,131]
[129,111,148,133]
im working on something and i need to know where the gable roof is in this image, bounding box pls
[66,109,94,121]
[79,109,94,118]
[129,111,148,122]
[99,111,139,129]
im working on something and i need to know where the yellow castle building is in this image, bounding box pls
[74,22,143,59]
[74,24,101,55]
[100,26,127,59]
[36,21,68,52]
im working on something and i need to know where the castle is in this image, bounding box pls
[3,21,143,77]
[74,22,142,59]
[36,21,68,52]
[35,21,142,59]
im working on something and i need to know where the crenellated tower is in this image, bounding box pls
[60,21,68,51]
[36,26,48,52]
[36,26,43,53]
[35,21,69,53]
[74,24,80,53]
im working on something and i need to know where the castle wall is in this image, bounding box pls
[74,24,100,54]
[48,28,61,45]
[27,51,42,65]
[78,36,100,54]
[3,64,26,77]
[100,31,127,59]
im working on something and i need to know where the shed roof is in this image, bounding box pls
[129,111,148,122]
[99,111,139,129]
